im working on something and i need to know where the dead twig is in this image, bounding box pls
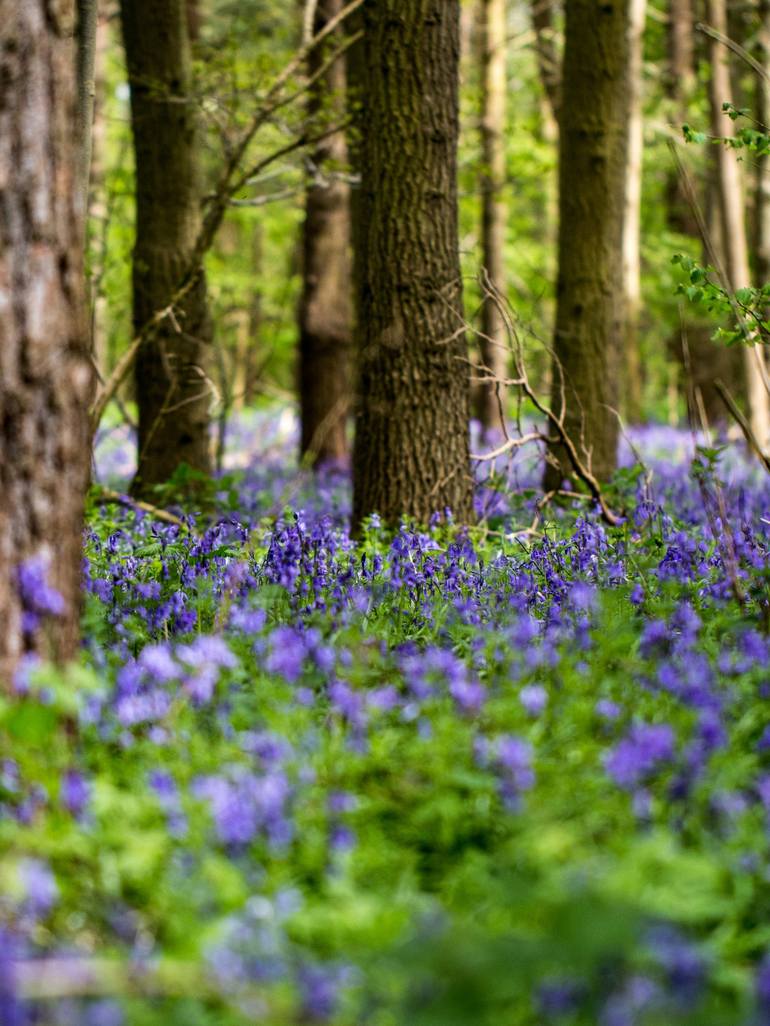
[92,488,190,530]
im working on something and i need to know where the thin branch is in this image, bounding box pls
[715,378,770,472]
[92,489,190,529]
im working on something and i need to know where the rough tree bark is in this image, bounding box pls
[622,0,646,423]
[706,0,770,449]
[120,0,214,495]
[351,0,474,528]
[0,0,94,683]
[298,0,353,467]
[475,0,509,437]
[544,0,630,489]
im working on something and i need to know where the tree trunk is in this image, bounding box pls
[622,0,646,423]
[544,0,630,489]
[0,0,94,683]
[351,0,474,528]
[665,0,698,235]
[75,0,98,227]
[475,0,509,437]
[756,0,770,289]
[706,0,770,450]
[298,0,353,468]
[530,0,561,132]
[120,0,214,495]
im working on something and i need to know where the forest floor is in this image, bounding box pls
[3,409,770,1025]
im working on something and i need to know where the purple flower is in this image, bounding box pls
[756,952,770,1023]
[298,964,350,1021]
[519,684,548,716]
[0,928,24,1026]
[496,735,535,808]
[449,676,486,715]
[61,770,91,820]
[596,699,621,720]
[18,858,58,919]
[17,554,65,618]
[266,627,307,683]
[604,723,675,790]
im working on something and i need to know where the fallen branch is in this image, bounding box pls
[92,488,189,530]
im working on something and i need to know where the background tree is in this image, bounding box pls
[544,0,630,488]
[120,0,214,495]
[298,0,353,467]
[475,0,509,437]
[76,0,98,223]
[756,0,770,291]
[352,0,473,527]
[622,0,646,423]
[706,0,770,449]
[0,0,93,681]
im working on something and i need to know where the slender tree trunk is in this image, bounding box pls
[530,0,561,132]
[76,0,98,228]
[120,0,214,495]
[665,0,698,235]
[298,0,353,468]
[706,0,770,449]
[88,10,112,375]
[0,0,94,683]
[475,0,508,436]
[544,0,630,489]
[352,0,474,528]
[245,222,264,406]
[622,0,646,423]
[756,0,770,289]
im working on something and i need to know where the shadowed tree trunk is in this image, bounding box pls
[120,0,214,495]
[544,0,630,489]
[352,0,473,528]
[0,0,94,683]
[707,0,770,450]
[475,0,509,437]
[298,0,353,468]
[622,0,646,423]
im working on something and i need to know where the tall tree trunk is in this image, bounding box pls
[756,0,770,289]
[0,0,93,682]
[706,0,770,449]
[665,0,697,235]
[664,0,741,423]
[76,0,98,228]
[351,0,474,528]
[120,0,213,495]
[544,0,630,489]
[298,0,353,468]
[88,9,112,377]
[475,0,508,437]
[530,0,561,133]
[622,0,646,423]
